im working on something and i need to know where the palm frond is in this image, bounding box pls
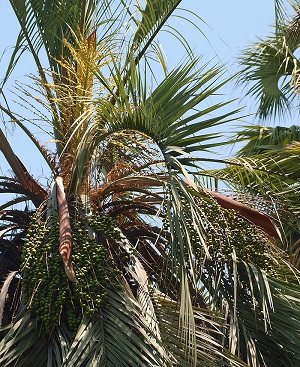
[153,292,248,367]
[234,124,300,156]
[202,255,300,367]
[0,177,44,207]
[238,3,300,119]
[238,36,297,119]
[69,56,240,192]
[0,288,174,367]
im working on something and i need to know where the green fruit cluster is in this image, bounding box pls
[21,210,120,335]
[163,188,274,272]
[197,197,273,270]
[22,213,68,334]
[87,213,121,241]
[71,215,120,318]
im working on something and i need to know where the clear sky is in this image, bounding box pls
[0,0,279,181]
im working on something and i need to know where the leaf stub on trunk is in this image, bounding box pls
[56,176,77,282]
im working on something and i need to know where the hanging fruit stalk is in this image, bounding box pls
[56,176,77,282]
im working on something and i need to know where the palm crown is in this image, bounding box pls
[1,1,300,367]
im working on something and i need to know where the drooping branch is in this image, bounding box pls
[0,128,30,189]
[0,128,47,207]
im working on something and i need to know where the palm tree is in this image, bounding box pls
[1,1,300,366]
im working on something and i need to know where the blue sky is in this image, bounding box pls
[0,0,279,180]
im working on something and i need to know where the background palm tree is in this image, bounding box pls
[1,1,300,366]
[238,0,300,119]
[220,0,300,263]
[206,3,300,365]
[217,125,300,265]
